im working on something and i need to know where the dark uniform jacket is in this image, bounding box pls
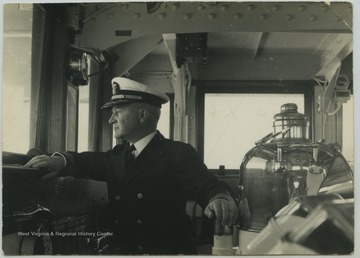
[60,131,232,254]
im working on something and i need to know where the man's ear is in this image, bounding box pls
[138,108,147,123]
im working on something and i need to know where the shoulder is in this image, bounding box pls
[161,139,201,159]
[152,131,200,156]
[162,138,192,149]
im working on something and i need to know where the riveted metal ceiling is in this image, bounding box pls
[72,2,352,83]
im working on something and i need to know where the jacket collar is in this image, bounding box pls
[119,131,166,186]
[133,131,157,157]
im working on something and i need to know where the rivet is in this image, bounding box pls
[321,5,328,12]
[184,13,192,20]
[107,13,113,19]
[260,14,268,20]
[309,15,317,21]
[133,12,140,19]
[234,13,242,20]
[298,5,306,11]
[220,5,229,11]
[208,13,217,20]
[247,4,255,11]
[172,3,180,10]
[158,13,166,20]
[272,5,281,11]
[198,4,206,11]
[285,15,293,21]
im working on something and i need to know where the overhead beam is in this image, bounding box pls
[111,35,163,76]
[314,34,353,80]
[163,33,178,72]
[244,32,263,59]
[188,54,322,81]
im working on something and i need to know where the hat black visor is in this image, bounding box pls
[101,99,139,110]
[101,99,162,110]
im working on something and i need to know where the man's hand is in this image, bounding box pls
[204,194,238,226]
[24,155,65,180]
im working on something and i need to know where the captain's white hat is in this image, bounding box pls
[101,77,169,109]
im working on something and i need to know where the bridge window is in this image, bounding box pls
[157,99,172,139]
[342,96,354,169]
[2,4,32,153]
[78,85,90,152]
[203,93,304,169]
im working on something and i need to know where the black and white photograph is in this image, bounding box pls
[1,1,356,256]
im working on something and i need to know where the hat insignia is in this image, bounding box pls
[112,82,121,95]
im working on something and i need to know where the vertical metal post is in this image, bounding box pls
[88,56,115,151]
[30,4,71,152]
[30,4,47,150]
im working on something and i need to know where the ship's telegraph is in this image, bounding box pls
[238,103,353,232]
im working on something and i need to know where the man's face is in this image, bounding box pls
[109,104,140,141]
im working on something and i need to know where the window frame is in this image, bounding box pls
[166,94,175,140]
[154,93,175,141]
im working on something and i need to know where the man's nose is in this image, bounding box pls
[108,114,115,124]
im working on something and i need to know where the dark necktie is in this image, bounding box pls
[125,144,136,168]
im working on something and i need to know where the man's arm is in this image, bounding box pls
[24,153,66,180]
[25,150,112,181]
[172,143,238,226]
[204,192,238,226]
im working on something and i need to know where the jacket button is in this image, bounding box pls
[114,195,121,201]
[137,193,143,199]
[136,219,143,226]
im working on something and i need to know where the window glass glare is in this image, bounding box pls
[2,4,32,153]
[66,85,79,151]
[157,102,170,139]
[78,86,89,151]
[204,93,304,169]
[342,96,354,169]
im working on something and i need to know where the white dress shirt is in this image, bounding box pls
[131,131,157,158]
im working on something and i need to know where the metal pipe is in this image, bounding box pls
[212,223,236,255]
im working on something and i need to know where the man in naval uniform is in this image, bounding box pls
[25,77,238,255]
